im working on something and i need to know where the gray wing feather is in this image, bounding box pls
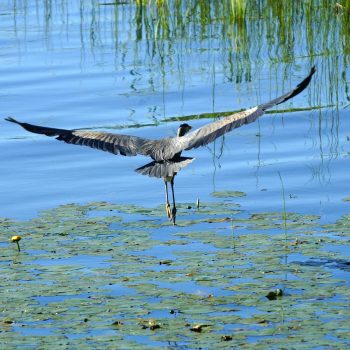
[5,117,154,158]
[172,66,316,154]
[259,66,316,111]
[183,106,260,150]
[5,66,315,162]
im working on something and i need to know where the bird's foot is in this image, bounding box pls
[171,207,177,226]
[166,203,172,219]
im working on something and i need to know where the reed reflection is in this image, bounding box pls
[8,1,349,108]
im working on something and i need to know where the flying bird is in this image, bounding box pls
[6,66,315,225]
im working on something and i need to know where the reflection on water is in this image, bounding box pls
[3,1,349,107]
[0,0,349,221]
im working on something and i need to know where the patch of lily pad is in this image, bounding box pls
[211,190,246,198]
[1,199,349,349]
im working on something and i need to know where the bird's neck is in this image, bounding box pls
[177,129,186,137]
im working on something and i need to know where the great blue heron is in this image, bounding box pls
[6,66,315,225]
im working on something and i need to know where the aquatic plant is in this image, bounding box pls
[1,200,349,348]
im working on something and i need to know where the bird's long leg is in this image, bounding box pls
[164,180,172,220]
[170,177,177,226]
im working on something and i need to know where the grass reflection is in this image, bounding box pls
[7,0,349,108]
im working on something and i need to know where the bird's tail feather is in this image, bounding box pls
[135,157,194,178]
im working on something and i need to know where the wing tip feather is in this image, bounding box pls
[5,116,20,124]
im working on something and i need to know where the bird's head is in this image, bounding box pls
[177,123,192,137]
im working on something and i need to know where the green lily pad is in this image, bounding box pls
[211,190,246,198]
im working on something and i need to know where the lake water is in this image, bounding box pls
[1,1,350,348]
[1,1,349,222]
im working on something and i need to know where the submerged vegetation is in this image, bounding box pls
[1,200,350,348]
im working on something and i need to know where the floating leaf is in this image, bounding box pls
[211,191,246,198]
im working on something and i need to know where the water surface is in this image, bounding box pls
[1,1,350,348]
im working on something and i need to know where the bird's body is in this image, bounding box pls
[6,66,316,224]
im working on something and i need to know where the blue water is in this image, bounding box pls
[2,3,349,224]
[0,0,348,277]
[0,3,349,281]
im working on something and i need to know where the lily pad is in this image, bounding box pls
[211,190,246,198]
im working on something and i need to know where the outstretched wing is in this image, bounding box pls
[5,117,155,157]
[6,66,315,162]
[174,66,316,153]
